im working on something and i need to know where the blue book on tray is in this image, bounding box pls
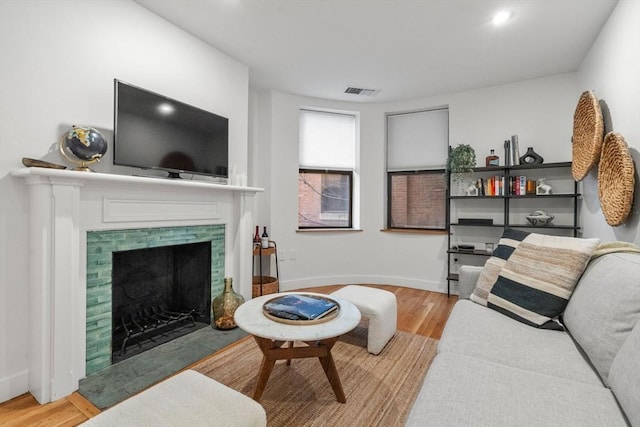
[263,294,338,321]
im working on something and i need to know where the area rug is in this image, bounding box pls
[191,323,438,426]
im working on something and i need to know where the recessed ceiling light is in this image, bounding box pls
[493,10,512,26]
[158,102,175,115]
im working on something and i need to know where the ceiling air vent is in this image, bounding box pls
[344,86,379,96]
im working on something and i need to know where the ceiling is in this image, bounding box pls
[133,0,617,103]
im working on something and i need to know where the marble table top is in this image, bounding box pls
[234,292,361,341]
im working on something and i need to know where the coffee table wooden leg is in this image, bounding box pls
[315,337,346,403]
[252,336,279,401]
[286,341,293,366]
[251,335,347,403]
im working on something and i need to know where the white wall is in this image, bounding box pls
[0,0,248,402]
[256,73,579,293]
[577,0,640,244]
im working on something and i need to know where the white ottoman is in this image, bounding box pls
[331,285,397,355]
[81,370,266,427]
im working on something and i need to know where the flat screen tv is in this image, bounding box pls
[113,79,229,179]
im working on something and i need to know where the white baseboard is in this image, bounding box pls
[0,369,29,404]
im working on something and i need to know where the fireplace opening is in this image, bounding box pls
[111,241,212,363]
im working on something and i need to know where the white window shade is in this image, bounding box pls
[387,108,449,171]
[300,110,355,169]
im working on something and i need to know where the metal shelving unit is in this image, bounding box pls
[446,161,579,296]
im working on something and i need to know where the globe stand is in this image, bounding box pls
[59,140,100,172]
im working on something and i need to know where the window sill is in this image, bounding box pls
[296,228,363,233]
[381,228,448,235]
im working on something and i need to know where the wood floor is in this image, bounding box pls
[0,285,457,426]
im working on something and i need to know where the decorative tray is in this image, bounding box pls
[262,294,340,325]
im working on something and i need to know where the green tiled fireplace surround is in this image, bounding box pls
[86,225,225,375]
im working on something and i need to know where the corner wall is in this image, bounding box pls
[0,0,248,402]
[577,0,640,244]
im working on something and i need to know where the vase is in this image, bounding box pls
[212,277,244,329]
[519,147,544,165]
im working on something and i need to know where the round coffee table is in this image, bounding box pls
[234,292,361,403]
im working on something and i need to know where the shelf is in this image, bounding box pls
[450,193,579,200]
[449,195,505,200]
[507,224,581,230]
[253,245,276,256]
[507,161,572,171]
[471,161,572,172]
[446,160,578,298]
[508,193,581,199]
[450,223,505,227]
[447,249,493,256]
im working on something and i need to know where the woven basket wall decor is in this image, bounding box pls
[598,132,635,226]
[572,90,604,181]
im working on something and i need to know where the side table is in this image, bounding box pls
[252,241,279,297]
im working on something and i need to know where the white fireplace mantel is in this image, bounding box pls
[11,167,263,403]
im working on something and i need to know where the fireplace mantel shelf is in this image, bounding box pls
[12,167,263,194]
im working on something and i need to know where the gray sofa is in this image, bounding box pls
[406,251,640,426]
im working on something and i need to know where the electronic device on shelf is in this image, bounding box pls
[458,218,494,225]
[113,79,229,180]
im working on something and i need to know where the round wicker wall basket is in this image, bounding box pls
[252,276,279,298]
[572,90,604,181]
[598,132,635,226]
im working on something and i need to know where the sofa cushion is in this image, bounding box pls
[438,300,603,386]
[487,232,599,329]
[470,228,528,306]
[564,252,640,385]
[608,322,640,427]
[405,352,628,427]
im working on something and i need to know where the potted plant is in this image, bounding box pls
[447,144,477,195]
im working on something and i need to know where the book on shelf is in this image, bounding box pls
[263,294,338,321]
[484,175,505,196]
[509,175,527,196]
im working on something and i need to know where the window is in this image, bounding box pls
[299,170,352,227]
[388,171,446,229]
[387,108,449,230]
[299,109,356,229]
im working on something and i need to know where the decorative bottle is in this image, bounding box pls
[212,277,244,330]
[261,226,269,249]
[253,225,260,245]
[486,149,499,167]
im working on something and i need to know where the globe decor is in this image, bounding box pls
[59,125,107,171]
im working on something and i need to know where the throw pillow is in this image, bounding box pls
[487,233,599,330]
[470,228,530,306]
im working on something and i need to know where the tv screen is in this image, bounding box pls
[114,79,229,179]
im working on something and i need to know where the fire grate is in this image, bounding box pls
[114,305,197,358]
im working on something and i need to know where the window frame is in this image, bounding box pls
[386,168,447,231]
[298,168,354,230]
